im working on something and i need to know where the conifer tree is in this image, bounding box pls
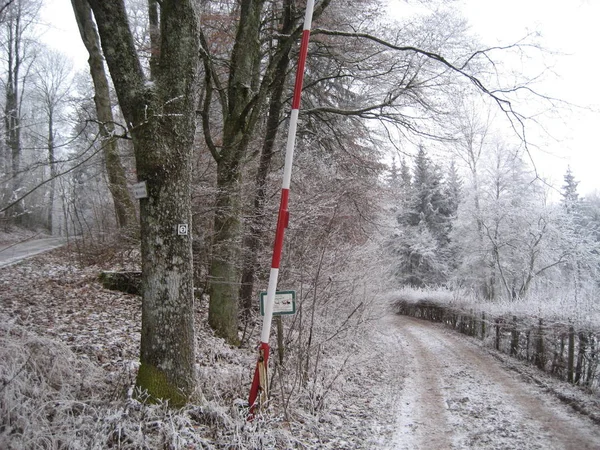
[393,146,455,286]
[561,166,580,214]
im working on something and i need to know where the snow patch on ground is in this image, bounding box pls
[388,315,600,449]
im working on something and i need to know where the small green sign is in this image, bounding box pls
[260,290,296,316]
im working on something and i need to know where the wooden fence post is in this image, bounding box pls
[535,318,545,370]
[586,333,596,387]
[568,325,575,383]
[495,318,501,351]
[575,331,587,385]
[510,316,519,357]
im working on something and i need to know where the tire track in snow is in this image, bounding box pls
[398,326,453,448]
[377,315,452,449]
[386,315,600,449]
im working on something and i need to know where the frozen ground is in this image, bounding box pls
[1,241,600,448]
[383,315,600,449]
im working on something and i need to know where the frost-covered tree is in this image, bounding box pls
[444,159,462,219]
[405,146,447,235]
[1,0,41,225]
[31,48,72,233]
[555,170,600,304]
[451,144,572,300]
[561,166,579,214]
[71,0,136,230]
[392,146,457,286]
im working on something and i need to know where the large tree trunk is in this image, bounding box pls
[84,0,200,405]
[71,0,136,229]
[208,157,243,344]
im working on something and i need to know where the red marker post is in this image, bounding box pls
[247,0,315,419]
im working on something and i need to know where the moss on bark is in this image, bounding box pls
[135,363,188,407]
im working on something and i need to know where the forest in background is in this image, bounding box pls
[1,0,599,418]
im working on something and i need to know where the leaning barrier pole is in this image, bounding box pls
[247,0,315,419]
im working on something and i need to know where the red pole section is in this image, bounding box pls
[248,0,315,418]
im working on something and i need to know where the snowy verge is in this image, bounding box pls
[1,248,406,448]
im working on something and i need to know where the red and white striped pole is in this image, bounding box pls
[248,0,315,418]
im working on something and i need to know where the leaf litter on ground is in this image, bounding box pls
[0,245,403,449]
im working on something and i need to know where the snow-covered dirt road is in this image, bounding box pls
[0,237,67,268]
[381,314,600,450]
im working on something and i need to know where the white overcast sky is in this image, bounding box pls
[461,0,600,195]
[42,0,600,194]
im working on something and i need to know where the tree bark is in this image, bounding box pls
[207,0,266,344]
[71,0,136,229]
[3,6,24,224]
[47,109,56,232]
[208,158,244,344]
[84,0,200,405]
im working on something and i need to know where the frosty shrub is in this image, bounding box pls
[0,319,107,448]
[389,286,600,329]
[0,317,307,449]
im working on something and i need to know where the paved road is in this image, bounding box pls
[0,237,67,268]
[382,315,600,449]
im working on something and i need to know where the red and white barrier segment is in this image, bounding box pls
[248,0,315,418]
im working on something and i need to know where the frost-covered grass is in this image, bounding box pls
[0,316,283,449]
[388,285,600,329]
[0,310,320,449]
[0,245,401,448]
[0,319,108,449]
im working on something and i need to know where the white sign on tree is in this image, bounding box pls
[132,181,148,199]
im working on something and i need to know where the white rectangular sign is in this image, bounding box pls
[133,181,148,199]
[260,290,296,316]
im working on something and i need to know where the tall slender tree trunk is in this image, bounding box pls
[47,111,57,233]
[4,10,24,224]
[71,0,136,229]
[207,0,266,344]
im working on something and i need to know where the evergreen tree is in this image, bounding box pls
[406,146,448,243]
[443,159,462,220]
[393,146,456,286]
[561,166,580,214]
[442,158,462,273]
[387,156,399,189]
[399,157,412,191]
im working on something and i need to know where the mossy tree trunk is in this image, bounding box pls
[204,0,267,344]
[84,0,200,405]
[71,0,136,229]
